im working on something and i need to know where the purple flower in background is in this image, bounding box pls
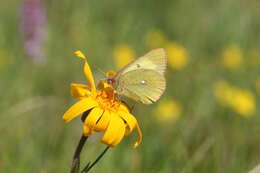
[20,0,47,64]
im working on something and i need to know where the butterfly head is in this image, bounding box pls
[105,70,118,90]
[106,77,116,86]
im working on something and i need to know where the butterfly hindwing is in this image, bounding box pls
[116,69,166,104]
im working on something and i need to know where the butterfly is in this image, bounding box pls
[107,48,167,104]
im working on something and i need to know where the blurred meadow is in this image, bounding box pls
[1,0,260,172]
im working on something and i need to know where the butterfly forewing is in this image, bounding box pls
[116,69,166,104]
[116,48,167,78]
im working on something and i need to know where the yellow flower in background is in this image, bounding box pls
[256,77,260,93]
[62,51,142,147]
[248,49,260,67]
[230,89,255,117]
[146,30,167,49]
[155,99,182,122]
[113,44,135,69]
[166,42,188,70]
[222,45,243,70]
[214,81,255,117]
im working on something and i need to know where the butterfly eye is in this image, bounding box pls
[136,64,141,68]
[107,78,115,85]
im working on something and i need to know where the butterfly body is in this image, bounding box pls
[107,48,167,104]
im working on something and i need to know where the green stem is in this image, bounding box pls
[70,135,88,173]
[81,146,110,173]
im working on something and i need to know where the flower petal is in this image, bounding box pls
[119,111,137,136]
[118,103,130,113]
[101,113,126,147]
[74,50,96,93]
[84,61,96,93]
[119,111,142,148]
[70,83,91,99]
[95,111,111,132]
[75,50,87,60]
[84,107,104,129]
[83,124,93,136]
[133,122,142,148]
[62,97,97,122]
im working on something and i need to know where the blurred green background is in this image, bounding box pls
[1,0,260,172]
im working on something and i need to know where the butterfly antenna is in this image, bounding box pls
[92,65,107,78]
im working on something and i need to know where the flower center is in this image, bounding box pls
[95,88,120,112]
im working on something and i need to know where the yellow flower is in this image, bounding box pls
[146,30,167,49]
[113,44,135,69]
[165,42,188,70]
[62,51,142,147]
[230,89,255,117]
[155,99,182,122]
[214,81,255,117]
[256,77,260,93]
[248,49,260,67]
[222,45,243,70]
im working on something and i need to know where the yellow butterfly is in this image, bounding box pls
[107,48,167,104]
